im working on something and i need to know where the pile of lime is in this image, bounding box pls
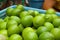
[0,5,60,40]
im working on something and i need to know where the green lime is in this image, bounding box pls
[0,34,8,40]
[46,8,55,14]
[44,22,54,31]
[18,24,24,33]
[51,14,58,19]
[0,18,4,23]
[53,18,60,27]
[45,14,53,22]
[36,26,48,35]
[19,11,29,18]
[28,10,40,17]
[4,16,9,22]
[40,14,45,18]
[21,15,33,27]
[23,32,38,40]
[22,27,35,33]
[7,20,17,28]
[33,16,45,28]
[9,16,20,23]
[8,25,20,36]
[9,34,22,40]
[22,27,38,40]
[0,22,7,30]
[0,30,8,36]
[16,5,24,11]
[59,26,60,28]
[51,28,60,40]
[39,32,54,40]
[12,8,20,16]
[28,10,34,15]
[6,8,14,16]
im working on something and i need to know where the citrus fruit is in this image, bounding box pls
[6,8,14,16]
[23,32,38,40]
[22,27,38,40]
[16,5,24,11]
[45,14,53,22]
[51,14,58,19]
[44,22,54,31]
[40,14,45,18]
[36,26,48,35]
[39,32,54,40]
[33,16,45,28]
[8,25,20,36]
[28,10,34,15]
[9,34,22,40]
[0,18,4,22]
[9,16,20,23]
[12,8,20,16]
[7,20,17,28]
[59,26,60,28]
[0,22,7,30]
[46,8,55,14]
[21,15,33,27]
[19,11,29,18]
[51,28,60,40]
[28,10,40,17]
[33,11,40,17]
[18,24,24,33]
[53,18,60,27]
[0,30,8,36]
[22,27,35,33]
[0,34,8,40]
[4,16,9,22]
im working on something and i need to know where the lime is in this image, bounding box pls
[28,10,40,17]
[23,32,38,40]
[44,22,54,31]
[6,8,14,16]
[18,24,24,33]
[16,5,24,11]
[7,20,17,28]
[9,34,22,40]
[0,18,4,23]
[0,34,8,40]
[53,18,60,27]
[9,16,20,23]
[21,15,33,27]
[22,27,35,33]
[40,14,45,18]
[59,26,60,28]
[33,16,45,28]
[28,10,34,15]
[0,22,7,30]
[45,14,53,22]
[36,26,48,35]
[51,28,60,40]
[46,8,55,14]
[0,30,8,36]
[4,16,9,22]
[22,27,38,40]
[12,8,20,16]
[8,25,20,36]
[51,14,58,19]
[19,11,29,18]
[33,11,40,17]
[39,32,54,40]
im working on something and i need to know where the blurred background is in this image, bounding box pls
[0,0,60,12]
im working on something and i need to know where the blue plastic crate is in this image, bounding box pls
[28,0,44,9]
[0,5,60,18]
